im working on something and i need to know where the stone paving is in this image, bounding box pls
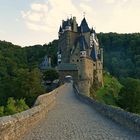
[21,83,140,140]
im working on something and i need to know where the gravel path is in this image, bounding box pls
[21,83,140,140]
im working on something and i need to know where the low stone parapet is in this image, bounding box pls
[73,84,140,133]
[0,84,65,140]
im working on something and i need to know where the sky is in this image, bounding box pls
[0,0,140,47]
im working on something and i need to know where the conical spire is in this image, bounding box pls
[59,26,62,33]
[80,17,90,33]
[79,35,88,51]
[90,46,97,61]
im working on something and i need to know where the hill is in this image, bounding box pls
[98,33,140,79]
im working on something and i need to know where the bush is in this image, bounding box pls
[5,98,17,115]
[0,106,4,117]
[16,99,29,112]
[4,97,29,115]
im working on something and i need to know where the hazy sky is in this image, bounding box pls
[0,0,140,46]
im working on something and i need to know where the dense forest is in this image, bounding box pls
[0,32,140,116]
[0,40,58,116]
[98,33,140,79]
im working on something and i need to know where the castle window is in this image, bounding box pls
[77,59,79,62]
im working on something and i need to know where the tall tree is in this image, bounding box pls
[118,78,140,114]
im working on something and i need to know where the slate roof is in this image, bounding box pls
[80,18,90,33]
[58,63,78,71]
[59,26,62,32]
[72,35,88,54]
[78,35,88,51]
[91,28,96,34]
[90,46,97,61]
[62,19,71,29]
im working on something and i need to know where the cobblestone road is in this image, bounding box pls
[21,83,140,140]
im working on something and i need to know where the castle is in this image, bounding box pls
[57,16,103,96]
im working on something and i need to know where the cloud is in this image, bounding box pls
[104,0,128,4]
[105,0,115,4]
[21,0,95,42]
[21,0,140,44]
[105,0,140,33]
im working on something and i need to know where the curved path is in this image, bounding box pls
[21,83,140,140]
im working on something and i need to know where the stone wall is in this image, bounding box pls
[73,84,140,133]
[77,80,91,97]
[0,84,65,140]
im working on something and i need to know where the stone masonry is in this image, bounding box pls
[21,83,140,140]
[0,84,66,140]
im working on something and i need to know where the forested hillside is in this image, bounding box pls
[0,40,58,116]
[0,40,58,77]
[0,33,140,115]
[98,33,140,79]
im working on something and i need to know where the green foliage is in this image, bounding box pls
[97,33,140,79]
[24,40,58,69]
[117,78,140,114]
[4,98,29,116]
[0,106,4,117]
[43,69,59,82]
[0,40,57,110]
[15,99,29,112]
[92,72,122,106]
[0,69,45,107]
[5,98,18,115]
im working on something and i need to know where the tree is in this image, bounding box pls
[14,68,45,106]
[43,69,59,83]
[118,78,140,114]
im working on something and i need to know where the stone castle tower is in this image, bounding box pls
[57,16,103,96]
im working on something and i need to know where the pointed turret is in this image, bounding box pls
[65,19,72,31]
[58,26,63,38]
[90,27,96,34]
[79,35,88,57]
[80,17,90,33]
[59,26,62,33]
[90,46,97,61]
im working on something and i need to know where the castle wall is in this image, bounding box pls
[76,57,94,96]
[77,80,91,96]
[58,17,104,96]
[95,60,103,86]
[70,43,81,78]
[59,31,79,63]
[80,57,94,83]
[59,70,78,82]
